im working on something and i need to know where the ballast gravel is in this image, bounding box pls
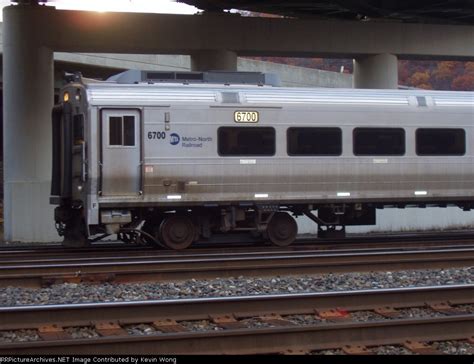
[456,303,474,313]
[311,349,346,355]
[372,345,412,355]
[396,307,448,319]
[124,324,157,336]
[431,340,474,355]
[65,326,99,339]
[284,314,323,326]
[0,330,40,343]
[348,310,386,322]
[179,320,223,332]
[0,267,471,306]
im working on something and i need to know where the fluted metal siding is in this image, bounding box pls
[87,84,219,106]
[86,83,474,108]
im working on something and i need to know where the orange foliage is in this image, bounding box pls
[433,61,458,81]
[465,62,474,74]
[451,74,474,91]
[416,83,433,90]
[408,71,431,87]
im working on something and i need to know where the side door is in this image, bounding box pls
[101,109,141,196]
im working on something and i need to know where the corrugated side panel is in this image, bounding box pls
[86,83,474,108]
[243,88,474,107]
[87,84,218,105]
[433,93,474,107]
[243,88,410,105]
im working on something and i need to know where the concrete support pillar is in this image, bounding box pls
[191,50,238,72]
[353,53,398,89]
[3,5,58,241]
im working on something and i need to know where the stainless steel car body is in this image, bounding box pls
[58,80,474,236]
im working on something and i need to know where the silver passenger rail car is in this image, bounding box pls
[50,71,474,249]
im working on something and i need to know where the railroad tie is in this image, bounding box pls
[341,345,374,355]
[314,308,351,321]
[426,301,461,315]
[210,314,246,329]
[373,306,400,318]
[403,340,443,355]
[258,313,295,326]
[152,319,187,333]
[38,324,71,341]
[95,321,128,336]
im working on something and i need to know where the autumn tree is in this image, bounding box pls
[451,74,474,91]
[465,62,474,74]
[408,71,432,89]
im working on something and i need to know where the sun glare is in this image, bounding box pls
[49,0,199,14]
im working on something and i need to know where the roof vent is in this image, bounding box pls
[107,70,281,86]
[221,92,241,104]
[416,96,427,107]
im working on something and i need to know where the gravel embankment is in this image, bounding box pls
[0,267,471,306]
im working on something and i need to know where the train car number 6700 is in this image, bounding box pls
[234,111,259,123]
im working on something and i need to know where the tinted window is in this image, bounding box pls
[218,127,275,156]
[354,128,405,156]
[123,116,135,146]
[416,128,465,156]
[109,116,135,146]
[109,117,122,146]
[287,127,342,156]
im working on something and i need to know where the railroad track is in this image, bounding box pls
[0,243,473,287]
[1,230,473,258]
[0,284,472,354]
[2,230,474,258]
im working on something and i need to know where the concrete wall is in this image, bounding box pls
[238,58,351,88]
[52,52,353,88]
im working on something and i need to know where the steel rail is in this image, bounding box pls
[0,284,472,330]
[0,314,472,354]
[1,231,474,257]
[0,246,473,287]
[1,241,474,265]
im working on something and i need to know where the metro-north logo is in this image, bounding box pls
[170,133,180,145]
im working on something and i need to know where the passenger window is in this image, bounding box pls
[287,127,342,156]
[416,128,465,156]
[218,127,275,156]
[108,116,135,147]
[123,116,135,146]
[109,117,123,146]
[353,128,405,156]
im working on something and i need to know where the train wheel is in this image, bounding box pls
[266,212,297,247]
[159,215,196,250]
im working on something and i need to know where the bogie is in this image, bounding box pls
[266,212,298,247]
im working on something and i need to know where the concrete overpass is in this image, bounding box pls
[182,0,474,26]
[3,3,473,242]
[0,22,352,88]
